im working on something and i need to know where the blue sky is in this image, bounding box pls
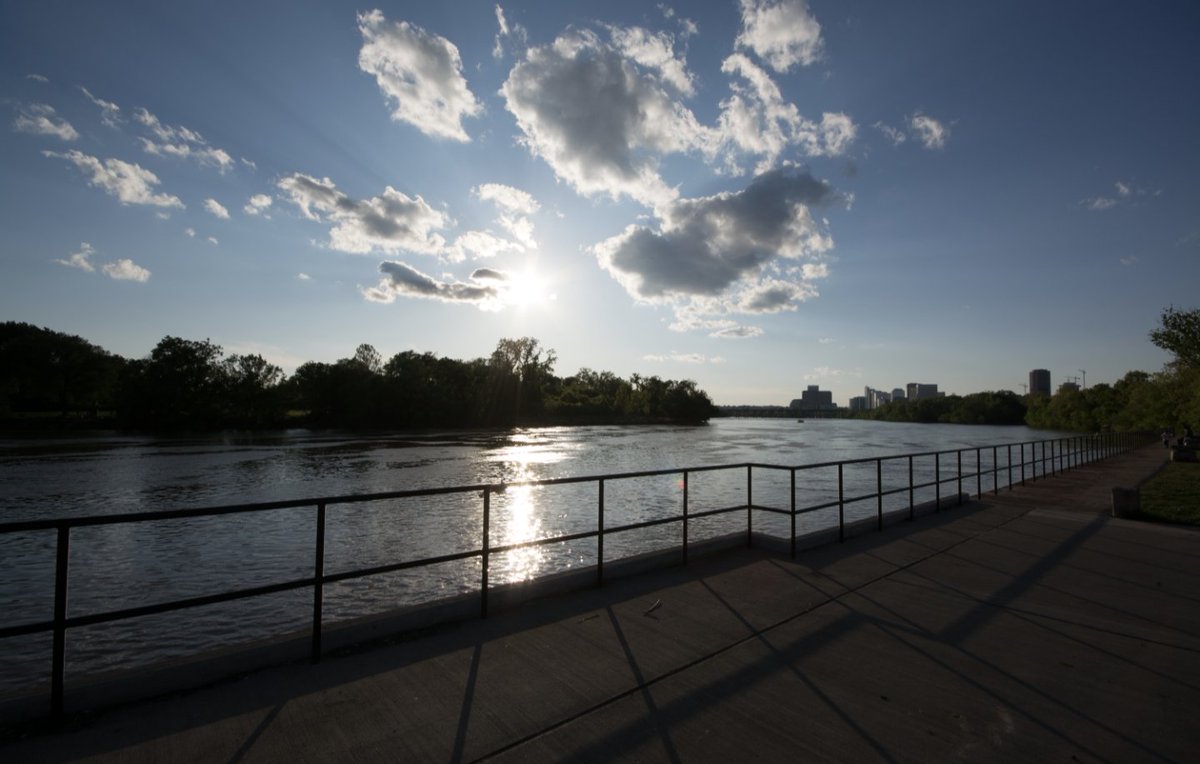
[3,0,1198,406]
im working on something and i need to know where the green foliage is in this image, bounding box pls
[0,321,123,417]
[858,391,1026,425]
[1150,306,1200,369]
[1137,462,1200,526]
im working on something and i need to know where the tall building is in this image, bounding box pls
[792,385,835,411]
[1029,368,1051,396]
[891,388,906,401]
[906,383,939,401]
[864,386,892,409]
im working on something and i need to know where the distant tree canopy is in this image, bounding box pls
[857,391,1027,425]
[0,324,714,430]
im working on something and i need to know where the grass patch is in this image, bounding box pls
[1138,461,1200,525]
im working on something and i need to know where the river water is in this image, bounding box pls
[0,419,1070,692]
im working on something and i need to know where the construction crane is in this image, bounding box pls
[1019,383,1028,394]
[1079,369,1087,389]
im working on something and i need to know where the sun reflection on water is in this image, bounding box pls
[488,435,572,582]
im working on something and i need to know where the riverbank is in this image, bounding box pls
[5,445,1195,761]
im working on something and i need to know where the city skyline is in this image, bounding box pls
[3,1,1197,406]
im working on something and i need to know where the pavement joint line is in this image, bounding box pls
[472,502,1036,762]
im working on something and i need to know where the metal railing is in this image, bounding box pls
[0,430,1152,719]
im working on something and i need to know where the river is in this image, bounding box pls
[0,419,1071,692]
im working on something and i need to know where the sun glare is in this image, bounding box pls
[503,269,554,310]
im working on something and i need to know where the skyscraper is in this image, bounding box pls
[1029,369,1051,396]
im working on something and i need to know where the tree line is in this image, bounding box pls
[856,306,1200,432]
[0,324,715,430]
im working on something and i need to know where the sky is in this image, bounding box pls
[3,0,1198,406]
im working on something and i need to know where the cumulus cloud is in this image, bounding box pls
[1084,196,1116,211]
[184,227,196,237]
[474,182,540,250]
[643,352,725,364]
[80,87,122,127]
[607,24,694,95]
[44,149,183,208]
[449,230,522,261]
[102,258,151,282]
[204,198,230,219]
[54,242,96,272]
[502,28,711,208]
[13,103,78,141]
[357,10,481,142]
[207,236,219,246]
[474,182,540,214]
[736,0,823,72]
[595,167,836,299]
[493,4,528,60]
[243,193,273,216]
[133,107,233,171]
[594,167,839,337]
[909,113,948,149]
[716,54,854,174]
[363,261,507,309]
[54,243,150,282]
[277,172,449,255]
[297,272,312,281]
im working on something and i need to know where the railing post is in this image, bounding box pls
[1007,444,1013,490]
[992,445,999,494]
[682,471,689,566]
[876,458,883,531]
[935,453,941,511]
[311,502,326,663]
[837,463,845,542]
[597,479,605,587]
[1020,443,1026,486]
[790,468,797,558]
[746,465,753,548]
[976,447,982,499]
[51,524,70,722]
[902,453,912,518]
[481,489,491,618]
[956,450,963,506]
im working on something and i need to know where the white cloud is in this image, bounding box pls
[1119,255,1139,266]
[607,25,694,95]
[658,5,698,38]
[243,193,273,216]
[449,230,522,262]
[297,272,312,281]
[595,167,837,299]
[207,236,219,246]
[184,227,196,237]
[594,168,839,337]
[204,198,230,219]
[43,149,183,208]
[101,258,150,282]
[716,54,854,174]
[873,121,906,146]
[736,0,823,72]
[54,242,96,272]
[277,172,448,256]
[363,261,507,310]
[1084,196,1116,211]
[493,4,528,60]
[357,10,481,142]
[502,29,712,208]
[133,107,233,172]
[909,113,949,149]
[79,87,122,127]
[474,183,540,214]
[643,352,726,364]
[13,103,78,141]
[27,74,49,83]
[1115,181,1132,198]
[1083,181,1160,211]
[817,337,834,344]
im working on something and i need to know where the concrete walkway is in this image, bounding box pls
[4,445,1198,762]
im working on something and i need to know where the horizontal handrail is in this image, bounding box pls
[0,430,1153,721]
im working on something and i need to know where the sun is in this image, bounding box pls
[503,269,554,310]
